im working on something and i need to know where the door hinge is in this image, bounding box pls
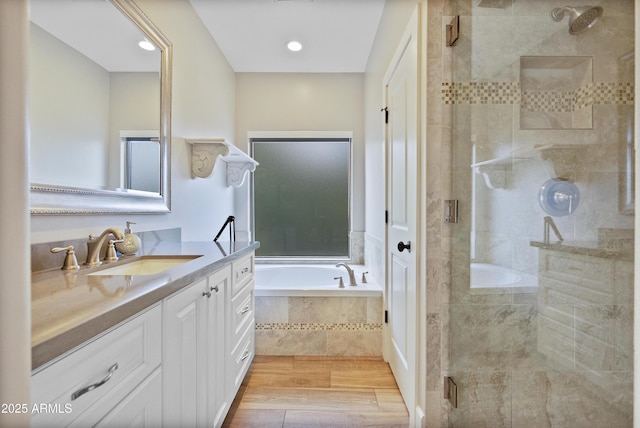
[444,376,458,408]
[385,210,389,224]
[384,310,388,324]
[381,107,389,124]
[444,199,459,224]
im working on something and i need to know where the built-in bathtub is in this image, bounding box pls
[253,264,382,356]
[470,262,538,292]
[255,264,382,296]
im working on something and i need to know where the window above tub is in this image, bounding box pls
[250,133,351,260]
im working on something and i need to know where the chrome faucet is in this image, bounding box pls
[543,216,563,244]
[335,262,357,286]
[85,227,124,266]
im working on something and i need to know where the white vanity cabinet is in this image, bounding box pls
[31,248,256,428]
[162,253,256,427]
[228,253,255,396]
[162,256,256,428]
[162,266,231,427]
[31,305,162,428]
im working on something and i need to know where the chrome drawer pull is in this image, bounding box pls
[241,267,249,274]
[71,363,118,401]
[240,305,250,315]
[240,350,250,361]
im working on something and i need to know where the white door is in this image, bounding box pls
[385,10,418,421]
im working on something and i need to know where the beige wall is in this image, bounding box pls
[0,1,30,425]
[30,0,237,244]
[234,72,365,236]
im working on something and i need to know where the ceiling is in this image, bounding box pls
[189,0,386,73]
[28,0,385,74]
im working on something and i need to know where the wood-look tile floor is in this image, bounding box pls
[222,356,410,428]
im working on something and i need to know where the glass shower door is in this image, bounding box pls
[446,1,634,426]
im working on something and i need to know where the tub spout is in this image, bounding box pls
[335,262,357,286]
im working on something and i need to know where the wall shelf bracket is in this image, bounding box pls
[186,138,259,187]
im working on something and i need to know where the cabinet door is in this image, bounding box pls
[207,266,232,427]
[163,279,208,427]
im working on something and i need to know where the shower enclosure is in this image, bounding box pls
[446,1,634,426]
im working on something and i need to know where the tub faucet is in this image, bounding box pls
[335,263,357,286]
[543,216,563,244]
[85,227,124,266]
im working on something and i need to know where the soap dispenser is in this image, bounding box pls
[115,221,142,255]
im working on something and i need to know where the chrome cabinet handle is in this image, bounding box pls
[240,305,250,315]
[211,285,219,293]
[241,267,249,274]
[240,350,250,361]
[71,363,118,401]
[203,290,212,298]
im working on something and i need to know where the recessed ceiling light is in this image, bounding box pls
[286,40,302,52]
[138,39,156,51]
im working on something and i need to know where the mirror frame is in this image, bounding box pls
[30,0,172,215]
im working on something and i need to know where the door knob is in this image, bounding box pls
[397,241,411,253]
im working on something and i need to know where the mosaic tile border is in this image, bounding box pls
[442,81,521,105]
[442,81,634,110]
[255,322,383,331]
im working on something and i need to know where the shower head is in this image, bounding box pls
[550,5,603,35]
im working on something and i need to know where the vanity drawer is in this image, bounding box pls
[232,253,254,295]
[31,305,161,427]
[229,326,254,394]
[230,280,255,347]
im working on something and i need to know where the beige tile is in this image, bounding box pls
[331,367,397,389]
[366,296,383,324]
[239,387,379,411]
[223,409,285,428]
[288,297,367,324]
[327,330,382,356]
[374,388,407,411]
[255,296,289,323]
[255,329,327,355]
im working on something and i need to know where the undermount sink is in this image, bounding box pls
[89,255,202,276]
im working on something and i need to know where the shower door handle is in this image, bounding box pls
[397,241,411,253]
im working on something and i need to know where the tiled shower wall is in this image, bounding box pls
[428,0,635,427]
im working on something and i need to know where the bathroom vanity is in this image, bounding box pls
[30,241,257,427]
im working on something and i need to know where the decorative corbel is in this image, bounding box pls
[186,138,259,187]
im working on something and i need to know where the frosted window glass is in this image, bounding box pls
[252,140,350,258]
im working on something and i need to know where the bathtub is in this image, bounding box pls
[255,264,382,297]
[471,263,538,291]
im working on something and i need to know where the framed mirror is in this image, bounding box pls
[29,0,172,214]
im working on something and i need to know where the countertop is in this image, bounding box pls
[31,241,259,371]
[530,240,633,262]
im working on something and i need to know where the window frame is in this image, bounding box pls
[249,131,353,263]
